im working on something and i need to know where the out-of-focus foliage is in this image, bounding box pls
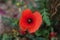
[0,0,59,40]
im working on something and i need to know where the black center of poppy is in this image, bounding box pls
[27,18,33,24]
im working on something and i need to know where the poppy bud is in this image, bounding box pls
[49,32,56,40]
[19,30,26,35]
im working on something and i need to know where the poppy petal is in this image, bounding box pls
[22,8,32,16]
[19,16,27,31]
[19,9,32,31]
[19,14,35,31]
[28,11,42,33]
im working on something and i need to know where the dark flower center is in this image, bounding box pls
[27,18,33,24]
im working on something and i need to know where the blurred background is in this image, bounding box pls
[0,0,60,40]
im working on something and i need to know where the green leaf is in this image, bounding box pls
[2,33,9,40]
[11,19,19,27]
[35,30,41,36]
[26,34,35,40]
[36,37,46,40]
[35,0,46,3]
[0,35,2,40]
[2,17,19,27]
[41,8,51,26]
[42,30,49,38]
[51,37,57,40]
[12,0,16,4]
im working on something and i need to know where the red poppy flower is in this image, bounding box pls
[19,9,42,33]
